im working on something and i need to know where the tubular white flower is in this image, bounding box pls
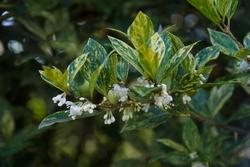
[199,74,206,81]
[182,94,191,104]
[112,84,129,102]
[52,93,66,106]
[120,108,133,121]
[136,77,155,88]
[142,103,150,112]
[154,84,173,109]
[103,111,115,125]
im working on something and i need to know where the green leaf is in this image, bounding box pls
[208,28,239,55]
[214,0,238,19]
[189,89,209,114]
[160,43,196,81]
[67,53,88,96]
[186,0,221,24]
[243,32,250,49]
[127,11,154,49]
[130,85,161,98]
[158,138,189,153]
[208,84,234,117]
[39,66,68,92]
[228,103,250,122]
[137,32,166,79]
[39,110,100,129]
[108,36,145,76]
[117,57,129,81]
[89,64,105,99]
[182,118,201,151]
[195,46,220,68]
[122,108,171,132]
[158,151,190,166]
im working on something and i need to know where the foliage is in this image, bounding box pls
[0,0,250,166]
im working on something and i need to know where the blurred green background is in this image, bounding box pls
[0,0,250,166]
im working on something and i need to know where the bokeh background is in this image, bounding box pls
[0,0,250,166]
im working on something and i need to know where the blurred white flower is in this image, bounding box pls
[1,11,14,27]
[189,152,198,160]
[136,77,155,88]
[7,40,23,54]
[103,111,115,125]
[239,147,250,159]
[192,162,207,167]
[154,84,173,109]
[239,60,250,72]
[199,74,206,81]
[120,108,133,121]
[182,94,191,104]
[52,93,66,106]
[112,84,129,102]
[0,40,4,56]
[142,103,150,112]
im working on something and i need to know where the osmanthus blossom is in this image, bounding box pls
[182,94,192,104]
[52,93,67,106]
[103,111,115,125]
[154,84,173,109]
[136,77,155,88]
[120,108,133,122]
[112,84,129,102]
[192,162,208,167]
[52,93,96,120]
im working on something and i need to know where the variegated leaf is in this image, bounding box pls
[208,28,239,55]
[39,66,68,92]
[127,11,154,49]
[195,46,220,68]
[108,36,146,76]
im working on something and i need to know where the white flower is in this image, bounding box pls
[154,84,173,109]
[239,60,250,72]
[239,147,250,159]
[136,77,155,88]
[68,104,83,120]
[81,101,96,114]
[112,84,129,102]
[66,99,96,120]
[192,162,208,167]
[182,94,191,104]
[142,103,150,112]
[120,108,133,121]
[189,152,198,160]
[103,111,115,125]
[199,74,206,81]
[52,93,66,106]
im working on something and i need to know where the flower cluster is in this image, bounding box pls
[112,84,129,102]
[52,93,96,120]
[154,84,173,109]
[136,77,155,88]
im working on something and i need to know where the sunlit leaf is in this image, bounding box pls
[127,11,154,49]
[243,32,250,49]
[39,66,68,92]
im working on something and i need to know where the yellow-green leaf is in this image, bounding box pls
[39,66,68,92]
[127,11,154,49]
